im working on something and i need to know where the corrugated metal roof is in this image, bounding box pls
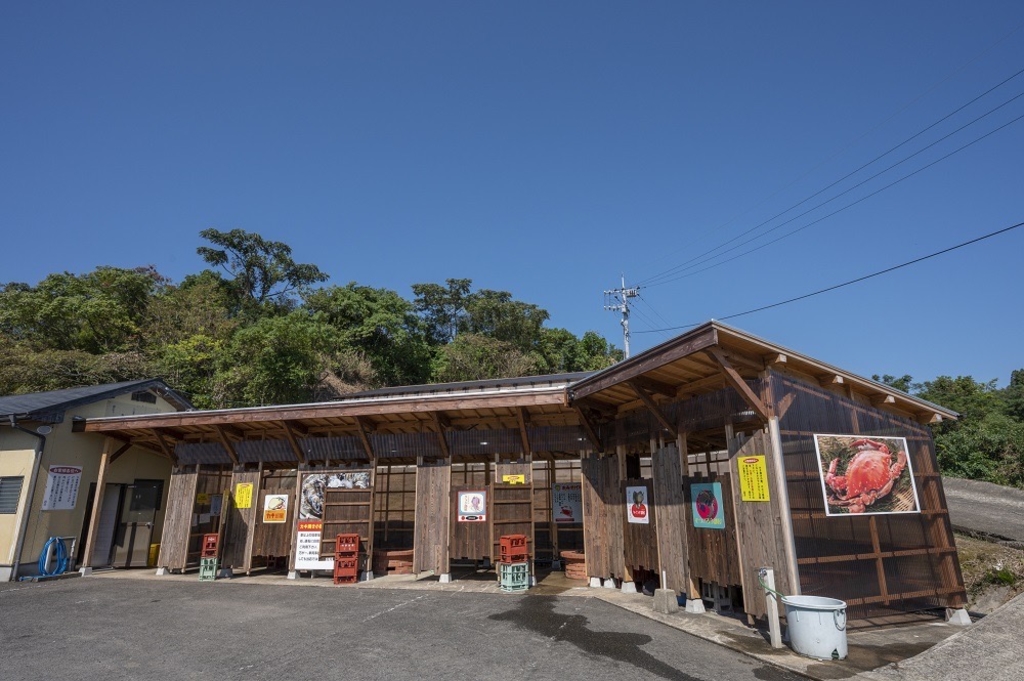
[339,371,595,400]
[0,379,192,422]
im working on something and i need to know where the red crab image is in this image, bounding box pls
[824,438,908,513]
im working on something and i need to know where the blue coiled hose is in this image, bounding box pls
[38,536,69,576]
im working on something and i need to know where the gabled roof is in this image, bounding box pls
[569,320,958,423]
[0,379,192,423]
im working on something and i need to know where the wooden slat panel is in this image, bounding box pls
[728,431,793,618]
[251,471,297,560]
[450,484,491,560]
[157,467,198,570]
[604,456,625,578]
[685,473,742,587]
[320,485,374,559]
[581,455,625,579]
[652,445,689,594]
[222,469,261,570]
[490,484,534,561]
[622,478,658,573]
[413,459,450,574]
[581,455,608,578]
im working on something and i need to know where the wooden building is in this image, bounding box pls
[77,322,966,622]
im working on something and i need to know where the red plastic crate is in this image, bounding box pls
[500,534,528,562]
[335,557,358,571]
[333,573,357,585]
[201,533,219,557]
[335,534,360,555]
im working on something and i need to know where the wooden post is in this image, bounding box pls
[768,417,800,595]
[761,567,784,649]
[82,438,115,568]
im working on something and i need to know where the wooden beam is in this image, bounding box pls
[213,426,240,465]
[281,422,307,464]
[82,390,570,432]
[82,439,115,567]
[516,408,532,458]
[673,373,728,399]
[627,380,678,438]
[107,442,133,465]
[150,429,179,464]
[818,374,845,387]
[917,412,943,425]
[572,406,603,452]
[871,394,897,407]
[354,416,376,459]
[570,326,718,401]
[765,353,787,366]
[705,346,770,421]
[629,375,677,398]
[430,413,451,458]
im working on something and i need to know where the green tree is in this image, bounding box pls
[0,266,164,353]
[871,374,914,393]
[462,289,549,353]
[303,283,431,386]
[536,328,622,373]
[411,278,471,345]
[430,333,540,383]
[196,228,328,314]
[211,311,340,406]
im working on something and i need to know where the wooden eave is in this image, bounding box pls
[569,321,959,424]
[76,384,581,451]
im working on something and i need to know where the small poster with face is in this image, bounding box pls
[691,482,725,530]
[626,485,650,524]
[814,434,919,516]
[458,490,487,522]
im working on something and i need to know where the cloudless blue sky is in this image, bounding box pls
[3,2,1023,387]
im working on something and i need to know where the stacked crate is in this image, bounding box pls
[334,533,360,585]
[199,533,219,582]
[498,534,529,593]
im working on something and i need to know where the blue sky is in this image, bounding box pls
[2,2,1023,387]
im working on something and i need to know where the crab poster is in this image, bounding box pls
[552,482,582,524]
[691,482,725,530]
[814,434,920,516]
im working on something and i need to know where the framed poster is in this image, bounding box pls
[552,482,582,524]
[457,490,487,522]
[262,494,288,523]
[691,482,725,530]
[294,471,371,570]
[626,485,650,524]
[814,434,919,516]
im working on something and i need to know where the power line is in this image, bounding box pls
[640,67,1024,288]
[634,220,1024,335]
[641,107,1024,289]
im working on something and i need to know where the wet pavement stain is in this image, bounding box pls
[489,595,702,681]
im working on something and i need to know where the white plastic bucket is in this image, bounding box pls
[781,595,848,660]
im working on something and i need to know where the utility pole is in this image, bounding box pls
[604,275,639,358]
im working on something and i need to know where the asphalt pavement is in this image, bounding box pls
[943,477,1024,544]
[0,574,803,681]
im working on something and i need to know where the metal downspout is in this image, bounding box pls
[8,416,46,581]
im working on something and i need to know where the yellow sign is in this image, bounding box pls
[738,455,770,502]
[235,482,254,509]
[196,492,210,505]
[502,474,526,485]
